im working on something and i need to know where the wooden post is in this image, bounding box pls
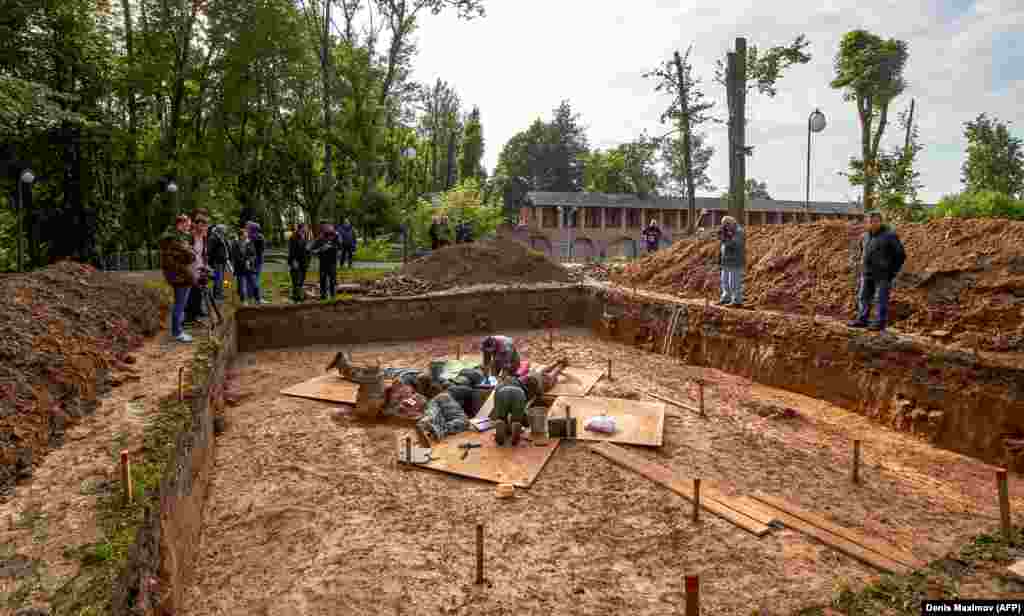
[685,575,699,616]
[548,329,553,349]
[698,382,705,417]
[178,366,184,401]
[607,358,613,381]
[852,440,861,484]
[120,451,133,506]
[475,523,484,584]
[693,479,701,522]
[998,470,1012,542]
[456,345,461,360]
[405,437,412,465]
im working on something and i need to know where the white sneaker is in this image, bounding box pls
[176,332,193,343]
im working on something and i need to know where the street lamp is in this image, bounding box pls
[17,169,34,273]
[401,147,417,262]
[805,109,826,220]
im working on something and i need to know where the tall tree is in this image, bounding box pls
[459,106,485,181]
[496,101,589,193]
[745,178,771,200]
[961,113,1024,198]
[583,137,659,196]
[657,132,714,198]
[646,45,716,233]
[830,29,909,212]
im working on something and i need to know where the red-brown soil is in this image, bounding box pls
[399,238,572,286]
[0,262,164,493]
[615,219,1024,352]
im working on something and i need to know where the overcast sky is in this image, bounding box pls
[408,0,1023,204]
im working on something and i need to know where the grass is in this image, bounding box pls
[47,336,222,615]
[261,268,392,303]
[793,526,1024,615]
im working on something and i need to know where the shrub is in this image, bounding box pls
[354,237,393,262]
[930,190,1024,221]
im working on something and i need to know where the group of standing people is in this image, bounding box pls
[428,215,473,250]
[710,210,905,331]
[287,219,358,302]
[160,210,266,343]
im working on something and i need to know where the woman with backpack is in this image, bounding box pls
[207,224,231,302]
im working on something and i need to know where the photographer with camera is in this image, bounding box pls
[717,215,746,308]
[183,209,211,327]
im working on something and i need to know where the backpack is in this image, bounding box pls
[208,232,228,265]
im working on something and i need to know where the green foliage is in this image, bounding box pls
[961,113,1024,198]
[582,137,660,196]
[459,106,485,182]
[930,190,1024,221]
[745,178,771,200]
[406,178,502,248]
[713,36,812,97]
[495,101,589,192]
[354,237,393,261]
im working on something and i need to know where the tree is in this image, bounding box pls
[646,45,717,233]
[830,30,910,212]
[583,137,659,196]
[962,113,1024,198]
[459,106,485,182]
[716,36,811,223]
[745,178,771,200]
[495,100,590,193]
[657,132,714,197]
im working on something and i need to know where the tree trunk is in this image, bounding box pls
[859,96,875,212]
[726,52,737,218]
[446,130,457,190]
[319,0,335,221]
[673,50,697,235]
[732,37,747,224]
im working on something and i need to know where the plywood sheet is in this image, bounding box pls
[413,431,560,488]
[473,366,605,420]
[549,396,665,447]
[280,374,359,404]
[752,493,924,570]
[589,442,772,537]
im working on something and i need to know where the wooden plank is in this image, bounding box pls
[752,493,925,570]
[646,391,702,415]
[549,396,665,447]
[544,367,605,398]
[414,431,560,488]
[280,374,359,404]
[588,442,772,537]
[752,502,913,576]
[731,496,782,527]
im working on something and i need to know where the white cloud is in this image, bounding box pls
[408,0,1024,203]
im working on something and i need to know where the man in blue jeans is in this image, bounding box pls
[717,216,746,307]
[159,214,198,342]
[849,211,906,332]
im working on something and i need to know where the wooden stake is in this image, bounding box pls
[998,470,1012,542]
[548,330,553,349]
[685,574,699,616]
[607,358,613,381]
[405,437,412,465]
[456,345,461,360]
[475,523,484,584]
[693,479,701,522]
[852,440,861,484]
[178,366,184,401]
[698,382,705,417]
[120,451,133,506]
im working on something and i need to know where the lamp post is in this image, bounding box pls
[147,178,177,269]
[17,169,35,273]
[805,109,826,221]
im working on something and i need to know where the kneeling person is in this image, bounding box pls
[490,376,529,446]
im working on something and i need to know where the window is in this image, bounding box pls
[626,208,641,228]
[605,208,622,228]
[585,207,601,228]
[542,207,558,228]
[663,211,675,229]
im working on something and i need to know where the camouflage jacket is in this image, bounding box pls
[159,228,197,288]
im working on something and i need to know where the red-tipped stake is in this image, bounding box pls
[685,575,699,616]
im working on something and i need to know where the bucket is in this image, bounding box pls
[528,407,547,435]
[429,361,446,382]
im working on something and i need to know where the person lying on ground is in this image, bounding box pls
[415,391,470,443]
[519,358,570,400]
[481,335,521,378]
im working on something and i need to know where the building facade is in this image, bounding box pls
[501,191,865,259]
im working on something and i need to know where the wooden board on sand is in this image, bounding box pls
[589,442,773,537]
[474,366,606,419]
[280,374,360,404]
[549,396,666,447]
[410,431,560,488]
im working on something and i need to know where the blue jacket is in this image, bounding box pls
[337,224,357,249]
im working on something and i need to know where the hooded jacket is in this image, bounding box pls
[288,227,311,270]
[159,227,197,288]
[337,223,357,249]
[245,222,265,270]
[861,225,906,280]
[310,229,342,267]
[719,224,746,268]
[207,225,230,267]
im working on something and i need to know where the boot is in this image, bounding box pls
[494,420,508,446]
[510,422,522,446]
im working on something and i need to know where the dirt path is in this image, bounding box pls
[181,329,1023,615]
[0,329,203,614]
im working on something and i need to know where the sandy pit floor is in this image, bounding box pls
[181,328,1024,615]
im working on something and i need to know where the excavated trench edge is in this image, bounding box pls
[115,283,1024,614]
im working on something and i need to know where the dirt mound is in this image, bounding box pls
[0,262,164,493]
[615,218,1024,351]
[399,238,572,286]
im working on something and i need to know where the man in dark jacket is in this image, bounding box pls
[642,219,662,253]
[849,212,906,332]
[429,217,441,250]
[207,224,230,302]
[288,223,311,302]
[310,222,342,299]
[337,219,357,268]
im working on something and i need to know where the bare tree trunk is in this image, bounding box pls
[733,37,747,224]
[903,98,915,152]
[673,50,697,235]
[446,129,457,190]
[319,0,335,222]
[726,52,737,218]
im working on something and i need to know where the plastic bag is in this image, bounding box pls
[585,415,617,434]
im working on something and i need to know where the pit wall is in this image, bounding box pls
[112,315,238,616]
[235,286,591,352]
[587,287,1024,471]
